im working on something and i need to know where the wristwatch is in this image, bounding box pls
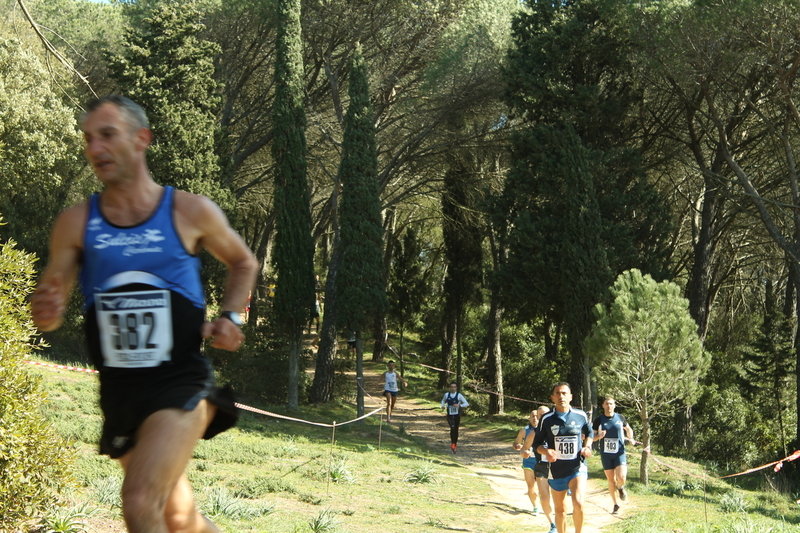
[219,310,243,326]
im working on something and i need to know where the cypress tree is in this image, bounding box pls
[105,3,233,212]
[441,161,483,392]
[271,0,315,411]
[337,44,387,417]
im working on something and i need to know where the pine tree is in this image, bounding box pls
[271,0,315,411]
[337,44,387,417]
[586,269,709,485]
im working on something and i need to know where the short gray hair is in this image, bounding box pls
[82,95,150,131]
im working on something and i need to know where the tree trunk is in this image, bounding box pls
[372,207,396,362]
[287,331,301,411]
[567,332,586,409]
[782,258,795,318]
[486,292,504,415]
[791,261,800,447]
[543,318,561,362]
[248,215,274,326]
[456,308,463,392]
[399,323,406,392]
[439,299,456,389]
[685,185,719,343]
[310,227,341,404]
[371,314,387,362]
[640,408,651,485]
[355,330,364,419]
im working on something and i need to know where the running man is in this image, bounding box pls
[520,405,556,533]
[592,396,634,515]
[382,360,406,422]
[441,382,469,453]
[30,95,258,533]
[532,383,593,533]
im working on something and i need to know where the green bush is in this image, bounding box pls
[0,237,75,530]
[691,385,761,468]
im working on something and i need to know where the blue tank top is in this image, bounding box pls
[593,412,627,457]
[80,186,204,309]
[525,424,542,461]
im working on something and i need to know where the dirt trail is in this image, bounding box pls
[361,366,634,532]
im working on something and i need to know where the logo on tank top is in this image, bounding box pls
[87,217,102,232]
[93,229,165,256]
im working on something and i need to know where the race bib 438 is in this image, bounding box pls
[554,435,580,460]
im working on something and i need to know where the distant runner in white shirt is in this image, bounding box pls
[382,360,406,422]
[441,382,469,453]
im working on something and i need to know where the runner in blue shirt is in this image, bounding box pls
[518,405,556,533]
[32,95,258,533]
[532,383,593,533]
[592,396,634,515]
[513,409,541,513]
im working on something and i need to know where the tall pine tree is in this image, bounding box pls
[336,44,387,418]
[271,0,315,412]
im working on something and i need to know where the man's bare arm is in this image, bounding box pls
[30,205,87,331]
[178,193,257,350]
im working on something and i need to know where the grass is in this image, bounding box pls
[603,449,800,533]
[24,355,800,533]
[25,357,510,532]
[37,502,99,533]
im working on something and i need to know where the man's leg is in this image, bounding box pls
[569,474,587,533]
[615,463,628,501]
[550,487,568,533]
[164,473,219,533]
[389,395,397,418]
[118,400,218,533]
[603,468,618,507]
[536,476,555,527]
[523,469,538,508]
[384,392,392,419]
[446,414,458,452]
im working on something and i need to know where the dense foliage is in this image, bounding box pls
[0,34,83,259]
[0,233,73,528]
